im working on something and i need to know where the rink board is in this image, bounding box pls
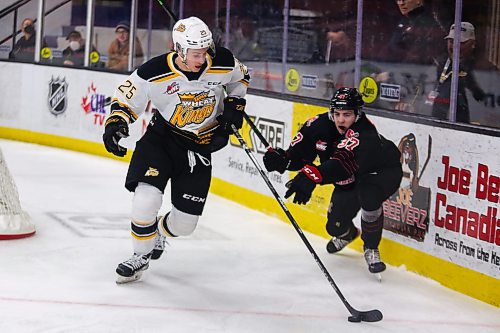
[0,61,498,306]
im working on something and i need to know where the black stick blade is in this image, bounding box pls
[348,315,362,322]
[360,309,383,322]
[348,310,383,323]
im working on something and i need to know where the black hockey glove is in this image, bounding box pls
[103,115,129,157]
[284,164,322,205]
[217,96,246,133]
[263,148,290,174]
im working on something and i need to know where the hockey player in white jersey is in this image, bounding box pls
[102,17,250,283]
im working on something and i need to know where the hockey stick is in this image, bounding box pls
[157,0,380,321]
[230,124,383,323]
[417,135,432,182]
[156,0,179,22]
[241,112,272,150]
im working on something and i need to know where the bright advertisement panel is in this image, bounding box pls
[1,61,498,280]
[372,118,499,278]
[212,95,293,196]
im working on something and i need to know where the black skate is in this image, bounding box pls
[326,227,360,253]
[364,247,386,273]
[151,215,170,260]
[116,253,151,284]
[151,233,167,260]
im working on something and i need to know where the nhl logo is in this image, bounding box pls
[48,76,68,116]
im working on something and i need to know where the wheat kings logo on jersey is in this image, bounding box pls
[170,91,216,128]
[48,76,68,116]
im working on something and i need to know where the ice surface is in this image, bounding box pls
[0,139,498,333]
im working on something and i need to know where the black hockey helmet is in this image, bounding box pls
[329,87,364,115]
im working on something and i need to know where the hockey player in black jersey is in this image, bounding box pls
[263,88,402,273]
[102,17,250,283]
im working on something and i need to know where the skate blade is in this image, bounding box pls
[365,271,383,282]
[116,271,144,284]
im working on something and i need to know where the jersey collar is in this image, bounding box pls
[168,52,212,79]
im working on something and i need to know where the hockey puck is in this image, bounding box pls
[348,315,362,322]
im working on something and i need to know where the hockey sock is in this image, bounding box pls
[360,208,384,249]
[131,220,158,255]
[158,213,178,238]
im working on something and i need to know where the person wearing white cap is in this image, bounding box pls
[429,22,485,123]
[444,22,476,61]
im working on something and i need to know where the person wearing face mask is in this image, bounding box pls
[9,18,47,62]
[61,30,95,67]
[263,88,402,275]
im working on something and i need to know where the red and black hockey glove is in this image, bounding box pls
[318,148,358,188]
[285,164,322,205]
[103,115,129,157]
[217,96,246,133]
[263,148,290,174]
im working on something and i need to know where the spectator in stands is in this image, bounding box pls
[61,30,93,67]
[384,0,447,65]
[211,9,255,61]
[106,21,144,71]
[430,22,485,123]
[323,3,357,64]
[325,28,355,63]
[9,18,46,62]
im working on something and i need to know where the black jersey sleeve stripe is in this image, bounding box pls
[238,79,250,86]
[243,71,251,81]
[110,100,139,123]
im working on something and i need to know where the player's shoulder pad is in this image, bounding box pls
[303,112,329,128]
[358,112,376,130]
[318,112,331,122]
[137,52,173,80]
[211,46,235,68]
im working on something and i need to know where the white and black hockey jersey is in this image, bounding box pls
[107,46,250,152]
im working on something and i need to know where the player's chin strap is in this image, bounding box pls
[181,54,189,68]
[230,123,383,323]
[176,49,208,72]
[175,49,191,71]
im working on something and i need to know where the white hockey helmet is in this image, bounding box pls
[172,16,215,61]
